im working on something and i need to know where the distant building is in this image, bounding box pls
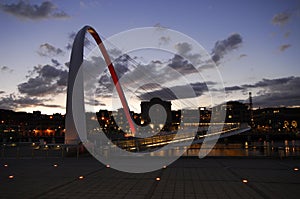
[0,109,65,142]
[212,101,250,123]
[140,97,180,132]
[253,107,300,133]
[140,97,172,126]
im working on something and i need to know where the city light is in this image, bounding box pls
[293,167,299,171]
[242,179,248,183]
[8,175,14,179]
[155,177,161,181]
[53,164,58,167]
[106,164,110,168]
[4,164,8,167]
[78,175,84,180]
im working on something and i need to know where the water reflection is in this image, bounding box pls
[181,140,300,157]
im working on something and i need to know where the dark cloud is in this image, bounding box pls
[38,43,64,57]
[153,23,168,30]
[0,91,5,95]
[168,54,198,75]
[1,66,13,73]
[108,48,122,59]
[243,76,294,89]
[238,54,247,59]
[279,44,291,52]
[254,92,300,108]
[66,43,72,51]
[18,64,68,96]
[225,86,243,92]
[159,36,170,45]
[85,99,106,106]
[0,1,69,20]
[64,62,70,68]
[138,83,161,90]
[175,42,192,55]
[139,87,177,101]
[272,12,291,26]
[227,76,300,107]
[226,76,297,93]
[139,82,209,101]
[51,59,60,67]
[0,94,62,110]
[66,31,92,50]
[96,54,131,96]
[211,33,243,63]
[174,42,203,67]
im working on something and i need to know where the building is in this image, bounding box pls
[253,107,300,133]
[0,109,65,143]
[212,101,250,123]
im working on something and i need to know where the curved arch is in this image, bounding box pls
[65,26,136,144]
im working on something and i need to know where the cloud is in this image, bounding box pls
[85,99,106,106]
[0,1,70,20]
[138,82,209,101]
[211,33,243,63]
[18,64,68,96]
[95,48,210,99]
[167,54,198,75]
[226,76,300,107]
[225,86,243,92]
[226,76,296,92]
[159,36,170,45]
[96,54,132,96]
[279,44,291,52]
[1,66,13,73]
[272,12,291,26]
[66,31,92,50]
[0,91,5,95]
[38,43,64,57]
[153,23,168,29]
[238,54,247,59]
[51,59,60,67]
[0,94,62,110]
[253,92,300,108]
[175,42,192,56]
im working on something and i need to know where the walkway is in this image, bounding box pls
[1,157,300,198]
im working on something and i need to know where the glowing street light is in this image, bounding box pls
[78,175,84,180]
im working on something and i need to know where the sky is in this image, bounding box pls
[0,0,299,114]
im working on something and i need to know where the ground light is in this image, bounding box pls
[242,179,248,183]
[8,175,14,179]
[293,167,299,171]
[156,177,161,181]
[78,175,84,180]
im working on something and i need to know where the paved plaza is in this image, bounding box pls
[1,156,300,199]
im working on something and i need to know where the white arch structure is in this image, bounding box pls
[65,26,136,144]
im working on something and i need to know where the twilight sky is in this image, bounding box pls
[0,0,299,114]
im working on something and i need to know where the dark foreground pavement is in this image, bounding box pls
[1,157,300,199]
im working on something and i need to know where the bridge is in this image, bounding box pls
[111,123,251,151]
